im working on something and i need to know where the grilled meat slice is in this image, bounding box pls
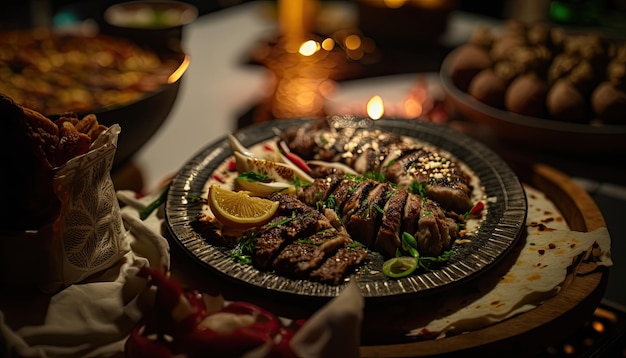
[413,199,454,257]
[325,179,353,214]
[281,119,476,215]
[296,174,342,207]
[254,192,368,284]
[340,179,375,223]
[281,120,404,168]
[272,229,350,278]
[344,182,392,248]
[297,176,459,259]
[253,193,334,269]
[309,245,368,285]
[402,191,423,240]
[384,146,473,214]
[375,188,408,257]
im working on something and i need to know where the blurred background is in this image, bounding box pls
[3,0,626,31]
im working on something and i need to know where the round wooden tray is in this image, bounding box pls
[359,163,608,357]
[168,162,608,357]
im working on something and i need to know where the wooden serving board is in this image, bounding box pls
[359,163,608,357]
[167,161,608,357]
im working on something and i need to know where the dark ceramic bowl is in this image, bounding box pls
[46,50,190,167]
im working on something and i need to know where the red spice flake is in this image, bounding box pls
[538,249,545,255]
[212,174,225,183]
[490,300,501,306]
[556,217,564,222]
[548,243,556,249]
[470,201,485,215]
[263,144,273,151]
[227,159,237,171]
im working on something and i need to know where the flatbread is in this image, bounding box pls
[411,185,611,337]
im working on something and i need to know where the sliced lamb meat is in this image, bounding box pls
[344,182,392,248]
[384,147,473,214]
[413,199,454,257]
[402,191,423,239]
[296,174,342,207]
[340,179,375,223]
[309,245,369,285]
[254,194,334,269]
[375,188,409,257]
[272,229,350,278]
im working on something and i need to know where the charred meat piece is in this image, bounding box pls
[340,179,375,223]
[298,176,458,259]
[309,245,369,285]
[413,199,454,257]
[281,120,403,169]
[343,182,392,248]
[253,194,333,269]
[252,192,368,284]
[280,119,475,215]
[272,229,350,279]
[375,189,408,257]
[296,175,342,207]
[383,147,473,214]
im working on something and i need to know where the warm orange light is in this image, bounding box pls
[321,38,335,51]
[403,97,423,118]
[299,40,319,56]
[367,95,384,120]
[168,55,190,84]
[344,35,362,51]
[384,0,406,8]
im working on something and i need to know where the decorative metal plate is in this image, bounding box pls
[165,118,527,302]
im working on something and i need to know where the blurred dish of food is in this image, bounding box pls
[102,0,198,53]
[0,28,189,165]
[440,21,626,152]
[104,0,198,29]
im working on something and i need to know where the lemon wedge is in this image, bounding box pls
[208,184,279,232]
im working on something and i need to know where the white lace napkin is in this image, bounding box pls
[0,188,170,358]
[1,187,364,358]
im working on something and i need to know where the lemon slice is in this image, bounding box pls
[208,184,279,231]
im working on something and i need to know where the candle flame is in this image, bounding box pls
[367,95,384,120]
[299,40,319,56]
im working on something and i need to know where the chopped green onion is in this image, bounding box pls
[382,257,418,278]
[139,186,169,220]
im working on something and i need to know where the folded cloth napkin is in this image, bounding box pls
[0,189,171,358]
[1,188,365,358]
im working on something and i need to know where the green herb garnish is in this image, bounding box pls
[231,233,256,264]
[139,185,169,220]
[237,171,271,182]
